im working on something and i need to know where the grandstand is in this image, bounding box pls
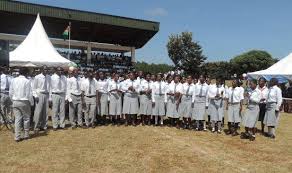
[0,1,159,71]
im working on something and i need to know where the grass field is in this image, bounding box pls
[1,113,292,173]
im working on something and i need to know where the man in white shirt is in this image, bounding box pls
[152,74,167,126]
[97,72,109,125]
[67,68,82,128]
[33,66,51,132]
[264,78,283,139]
[225,79,244,136]
[81,70,98,128]
[122,72,140,126]
[0,66,12,124]
[9,68,33,142]
[51,67,67,130]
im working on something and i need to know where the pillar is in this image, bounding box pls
[131,47,136,63]
[87,42,91,65]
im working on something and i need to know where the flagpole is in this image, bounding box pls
[68,22,71,60]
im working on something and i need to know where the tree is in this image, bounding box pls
[167,31,206,75]
[134,61,173,74]
[230,50,277,76]
[201,61,232,79]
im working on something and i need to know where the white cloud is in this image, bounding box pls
[145,7,168,17]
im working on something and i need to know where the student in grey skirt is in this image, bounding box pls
[108,73,122,125]
[226,79,244,136]
[241,79,261,141]
[207,78,225,133]
[122,72,140,126]
[264,78,283,139]
[97,72,109,125]
[192,75,209,131]
[166,75,182,128]
[152,74,167,126]
[139,73,152,125]
[179,75,195,129]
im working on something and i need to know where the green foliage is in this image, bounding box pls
[230,50,277,75]
[134,61,173,74]
[167,31,206,75]
[201,61,232,79]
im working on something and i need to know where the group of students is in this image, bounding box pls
[0,66,283,142]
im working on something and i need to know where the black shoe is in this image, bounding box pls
[240,132,249,139]
[15,139,22,142]
[249,135,256,141]
[92,125,96,129]
[53,128,58,131]
[71,125,77,129]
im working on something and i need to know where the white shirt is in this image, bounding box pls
[136,77,145,85]
[140,80,152,92]
[97,79,109,93]
[0,73,12,93]
[108,80,121,93]
[166,82,183,94]
[151,81,168,102]
[33,73,51,97]
[247,88,261,104]
[81,78,98,96]
[9,75,32,103]
[194,82,208,97]
[66,76,82,102]
[51,74,67,94]
[257,85,268,103]
[207,84,226,99]
[121,79,140,95]
[181,83,197,103]
[226,87,244,103]
[266,85,283,111]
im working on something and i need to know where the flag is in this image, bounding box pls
[62,25,70,40]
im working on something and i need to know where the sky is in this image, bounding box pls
[19,0,292,64]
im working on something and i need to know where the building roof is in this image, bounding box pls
[0,0,159,48]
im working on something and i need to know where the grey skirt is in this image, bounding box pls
[192,97,207,120]
[264,103,278,127]
[179,95,192,118]
[139,94,152,115]
[122,93,139,114]
[152,95,165,116]
[209,99,224,121]
[228,103,241,123]
[109,93,122,116]
[98,92,109,116]
[166,96,180,118]
[243,103,259,128]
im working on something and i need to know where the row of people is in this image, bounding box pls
[1,66,282,142]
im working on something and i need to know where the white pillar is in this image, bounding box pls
[131,47,136,63]
[87,42,91,65]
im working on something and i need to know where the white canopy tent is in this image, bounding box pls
[248,53,292,83]
[9,14,75,68]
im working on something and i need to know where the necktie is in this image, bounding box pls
[148,82,150,90]
[267,88,271,102]
[89,80,92,95]
[174,84,177,93]
[231,88,234,103]
[115,81,118,90]
[199,84,203,97]
[5,76,9,90]
[76,78,80,91]
[58,76,62,90]
[159,82,162,94]
[216,86,219,95]
[44,76,47,91]
[186,84,190,95]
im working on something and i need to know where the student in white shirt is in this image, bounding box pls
[33,66,51,132]
[139,73,152,126]
[179,75,195,129]
[50,67,67,130]
[257,77,268,134]
[81,70,98,128]
[66,68,82,128]
[108,73,122,125]
[208,78,225,133]
[152,73,167,126]
[166,75,182,128]
[225,79,244,136]
[122,72,140,126]
[193,75,209,131]
[241,79,261,141]
[0,66,12,124]
[97,72,109,124]
[9,68,33,142]
[264,78,283,139]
